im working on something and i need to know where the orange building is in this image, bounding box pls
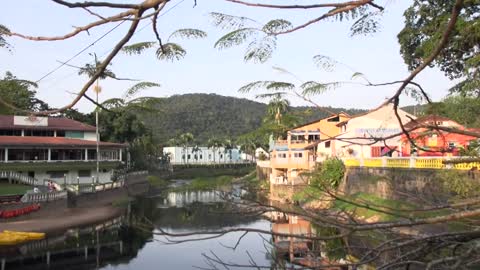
[270,113,350,185]
[400,115,479,157]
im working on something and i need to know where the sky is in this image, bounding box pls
[0,0,456,113]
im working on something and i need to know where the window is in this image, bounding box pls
[78,170,91,177]
[448,142,456,149]
[208,154,212,159]
[220,154,223,159]
[294,153,303,158]
[194,155,197,160]
[327,116,340,122]
[200,155,203,159]
[187,154,191,160]
[325,141,331,148]
[47,171,68,178]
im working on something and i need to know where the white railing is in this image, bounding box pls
[0,171,38,185]
[0,159,121,163]
[68,179,125,194]
[21,190,68,203]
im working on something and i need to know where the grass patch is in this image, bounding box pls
[112,196,132,208]
[0,183,31,195]
[333,192,454,222]
[172,175,234,191]
[147,175,170,188]
[162,166,254,180]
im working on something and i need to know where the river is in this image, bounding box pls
[0,187,318,270]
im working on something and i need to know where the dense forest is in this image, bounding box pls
[137,93,366,144]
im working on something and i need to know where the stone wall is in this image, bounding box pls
[340,167,479,204]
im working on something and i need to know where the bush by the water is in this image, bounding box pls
[311,158,345,189]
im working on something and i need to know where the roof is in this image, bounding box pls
[0,115,96,132]
[404,115,460,129]
[0,136,125,148]
[289,112,351,132]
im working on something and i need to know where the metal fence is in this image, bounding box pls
[21,190,68,203]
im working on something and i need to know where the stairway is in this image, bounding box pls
[0,171,38,186]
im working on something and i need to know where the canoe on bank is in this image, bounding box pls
[0,230,46,245]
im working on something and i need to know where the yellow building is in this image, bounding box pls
[270,113,350,185]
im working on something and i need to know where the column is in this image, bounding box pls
[85,149,88,161]
[54,130,57,137]
[48,148,51,161]
[119,149,122,161]
[4,148,8,162]
[21,129,24,136]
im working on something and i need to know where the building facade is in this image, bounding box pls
[163,146,245,164]
[269,113,350,185]
[0,115,125,184]
[332,103,415,158]
[400,115,479,157]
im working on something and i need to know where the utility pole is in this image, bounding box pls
[94,80,101,184]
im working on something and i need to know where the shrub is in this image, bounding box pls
[311,158,345,189]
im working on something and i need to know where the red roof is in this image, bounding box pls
[0,115,96,131]
[0,136,125,148]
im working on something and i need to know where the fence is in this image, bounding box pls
[343,157,480,170]
[21,191,68,203]
[0,171,37,185]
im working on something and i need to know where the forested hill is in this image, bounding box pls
[139,93,366,144]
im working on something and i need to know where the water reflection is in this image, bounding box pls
[0,189,356,270]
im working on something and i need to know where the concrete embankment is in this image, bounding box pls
[0,174,149,234]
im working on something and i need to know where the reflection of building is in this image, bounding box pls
[0,115,125,184]
[163,146,245,164]
[401,115,480,157]
[269,113,350,185]
[272,215,313,261]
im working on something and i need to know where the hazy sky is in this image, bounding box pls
[1,0,455,113]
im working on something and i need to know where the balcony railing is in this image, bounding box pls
[343,157,480,170]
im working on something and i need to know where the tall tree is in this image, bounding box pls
[0,72,47,114]
[398,0,480,96]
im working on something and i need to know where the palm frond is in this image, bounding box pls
[350,12,381,37]
[266,81,295,91]
[168,29,207,41]
[301,81,342,96]
[244,35,276,63]
[214,28,259,50]
[209,12,258,30]
[312,55,339,72]
[123,82,161,100]
[238,81,274,93]
[156,43,186,61]
[101,98,125,109]
[255,92,288,99]
[122,41,156,55]
[262,19,293,34]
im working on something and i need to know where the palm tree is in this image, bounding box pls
[223,138,235,164]
[267,97,290,125]
[178,133,194,165]
[191,145,201,163]
[207,137,222,164]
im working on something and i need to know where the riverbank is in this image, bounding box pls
[0,205,124,234]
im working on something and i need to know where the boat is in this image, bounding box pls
[3,230,46,240]
[0,233,28,245]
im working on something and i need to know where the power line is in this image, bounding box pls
[35,20,126,83]
[38,0,186,87]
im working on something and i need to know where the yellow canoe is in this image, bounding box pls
[3,230,46,240]
[0,233,28,245]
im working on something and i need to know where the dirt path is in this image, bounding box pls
[0,206,124,235]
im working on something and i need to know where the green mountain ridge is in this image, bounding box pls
[138,93,367,144]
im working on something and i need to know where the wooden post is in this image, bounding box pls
[46,251,50,266]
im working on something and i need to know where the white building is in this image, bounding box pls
[163,146,245,164]
[0,115,125,184]
[330,103,415,158]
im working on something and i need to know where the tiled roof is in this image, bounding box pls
[0,115,96,131]
[404,115,459,129]
[0,136,125,148]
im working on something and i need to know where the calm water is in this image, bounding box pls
[0,190,282,270]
